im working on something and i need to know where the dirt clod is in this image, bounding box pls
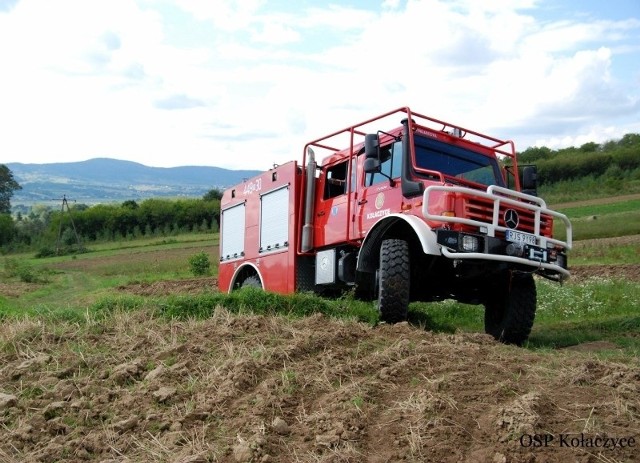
[271,417,290,435]
[16,353,51,374]
[111,359,145,385]
[152,386,177,403]
[113,416,139,433]
[0,392,17,410]
[232,441,254,462]
[144,364,165,382]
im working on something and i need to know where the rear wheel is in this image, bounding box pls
[484,272,536,345]
[377,239,410,323]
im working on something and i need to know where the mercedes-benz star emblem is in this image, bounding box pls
[504,209,519,229]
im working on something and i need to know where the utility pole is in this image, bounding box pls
[54,195,82,254]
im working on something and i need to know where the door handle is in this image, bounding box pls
[358,199,368,205]
[317,210,325,216]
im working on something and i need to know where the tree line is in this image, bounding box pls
[519,133,640,185]
[1,188,222,254]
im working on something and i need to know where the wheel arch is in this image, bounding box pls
[356,214,440,274]
[229,263,264,292]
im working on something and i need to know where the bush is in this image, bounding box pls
[35,245,89,259]
[35,247,56,258]
[2,258,48,283]
[188,251,211,276]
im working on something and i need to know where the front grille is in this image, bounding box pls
[463,196,553,237]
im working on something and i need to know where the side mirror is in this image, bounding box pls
[364,134,379,159]
[363,157,380,174]
[364,133,381,174]
[521,165,537,196]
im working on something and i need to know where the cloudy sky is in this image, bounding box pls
[1,0,639,171]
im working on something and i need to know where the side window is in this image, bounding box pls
[324,161,349,199]
[366,141,402,186]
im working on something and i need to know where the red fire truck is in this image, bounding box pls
[218,107,572,344]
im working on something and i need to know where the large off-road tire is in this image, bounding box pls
[484,272,536,346]
[377,239,410,323]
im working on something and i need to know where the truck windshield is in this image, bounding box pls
[414,135,504,187]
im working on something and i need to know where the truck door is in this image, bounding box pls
[356,140,403,237]
[314,159,356,247]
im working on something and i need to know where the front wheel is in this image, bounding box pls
[484,272,536,345]
[377,239,410,323]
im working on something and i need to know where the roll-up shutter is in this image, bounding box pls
[260,186,289,252]
[220,203,245,260]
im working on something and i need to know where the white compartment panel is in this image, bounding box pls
[221,203,246,260]
[260,186,289,252]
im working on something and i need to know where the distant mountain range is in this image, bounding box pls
[7,158,262,207]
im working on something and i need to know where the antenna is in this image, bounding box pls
[52,194,82,255]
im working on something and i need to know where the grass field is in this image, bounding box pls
[1,194,638,358]
[551,197,640,242]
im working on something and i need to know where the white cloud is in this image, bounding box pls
[250,21,300,45]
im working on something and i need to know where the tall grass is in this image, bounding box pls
[3,276,636,355]
[154,288,379,325]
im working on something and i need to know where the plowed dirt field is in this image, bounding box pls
[1,279,638,463]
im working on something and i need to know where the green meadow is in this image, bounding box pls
[1,195,638,358]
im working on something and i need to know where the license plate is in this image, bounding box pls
[505,229,537,246]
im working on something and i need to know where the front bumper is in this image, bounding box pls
[436,229,569,280]
[423,185,573,281]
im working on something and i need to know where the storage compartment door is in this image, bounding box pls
[260,186,289,252]
[220,203,246,260]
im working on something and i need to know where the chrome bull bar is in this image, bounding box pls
[422,185,573,278]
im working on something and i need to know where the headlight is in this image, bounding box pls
[436,230,484,252]
[461,235,479,252]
